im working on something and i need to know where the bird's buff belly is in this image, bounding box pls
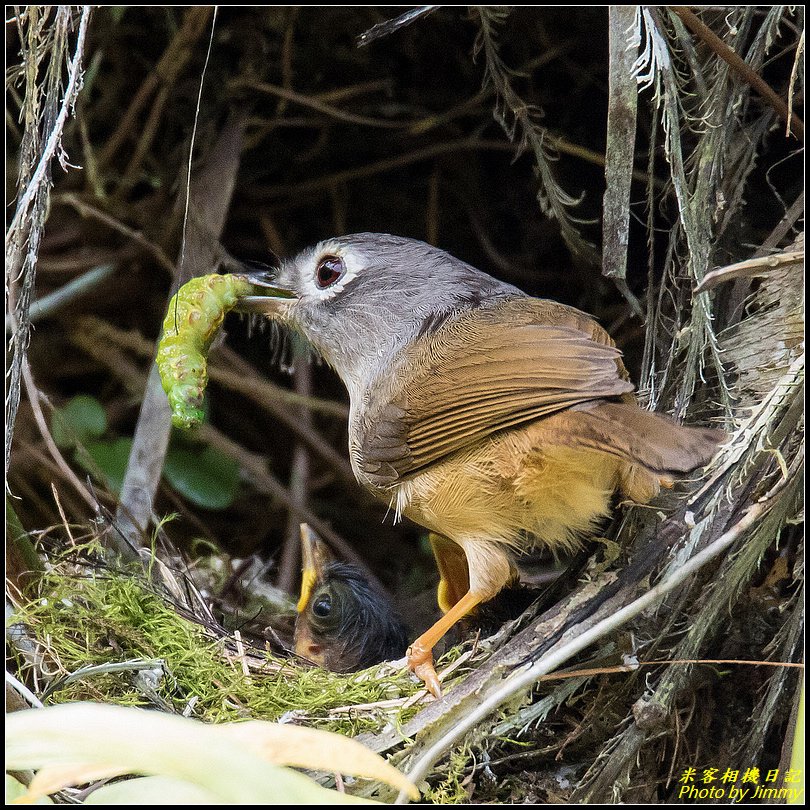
[387,422,634,553]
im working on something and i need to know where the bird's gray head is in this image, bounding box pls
[241,233,522,399]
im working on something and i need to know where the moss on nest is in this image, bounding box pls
[10,546,432,737]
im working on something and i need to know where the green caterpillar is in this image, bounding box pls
[157,274,257,429]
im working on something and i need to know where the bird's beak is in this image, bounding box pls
[236,263,297,314]
[296,523,333,613]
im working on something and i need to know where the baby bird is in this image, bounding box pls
[294,524,408,673]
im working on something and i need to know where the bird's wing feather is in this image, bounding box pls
[359,299,635,487]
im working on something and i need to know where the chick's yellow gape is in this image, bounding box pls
[235,233,724,697]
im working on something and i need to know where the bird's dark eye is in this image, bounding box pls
[312,594,332,618]
[316,255,344,289]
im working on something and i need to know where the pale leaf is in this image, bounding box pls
[6,703,377,804]
[218,721,420,800]
[84,776,221,805]
[27,764,130,802]
[5,774,52,805]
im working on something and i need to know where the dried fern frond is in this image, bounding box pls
[719,234,804,413]
[474,7,598,262]
[634,7,802,421]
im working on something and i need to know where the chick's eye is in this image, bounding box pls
[316,255,344,289]
[312,594,332,618]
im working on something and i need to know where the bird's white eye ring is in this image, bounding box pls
[316,255,345,289]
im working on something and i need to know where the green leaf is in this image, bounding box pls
[78,438,134,495]
[163,446,240,510]
[50,395,107,449]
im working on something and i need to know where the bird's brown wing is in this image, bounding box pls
[359,298,635,488]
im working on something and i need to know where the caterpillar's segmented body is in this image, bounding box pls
[157,274,256,429]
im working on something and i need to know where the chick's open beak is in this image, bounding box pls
[236,262,297,314]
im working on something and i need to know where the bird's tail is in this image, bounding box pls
[556,401,724,503]
[575,401,723,472]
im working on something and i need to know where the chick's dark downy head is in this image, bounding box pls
[295,561,408,673]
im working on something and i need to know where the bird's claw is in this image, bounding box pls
[407,642,442,698]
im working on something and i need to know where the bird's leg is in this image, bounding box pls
[407,589,482,698]
[410,538,514,696]
[429,533,470,613]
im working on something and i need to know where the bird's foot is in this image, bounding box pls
[407,641,442,698]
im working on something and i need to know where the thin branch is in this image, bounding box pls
[8,263,117,332]
[756,192,805,256]
[248,139,515,201]
[231,78,418,129]
[97,8,213,166]
[20,356,95,512]
[53,193,176,275]
[116,84,172,195]
[247,135,654,205]
[694,249,803,294]
[279,350,313,594]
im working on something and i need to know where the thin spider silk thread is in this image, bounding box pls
[174,7,219,333]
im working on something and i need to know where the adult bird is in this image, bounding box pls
[239,234,724,695]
